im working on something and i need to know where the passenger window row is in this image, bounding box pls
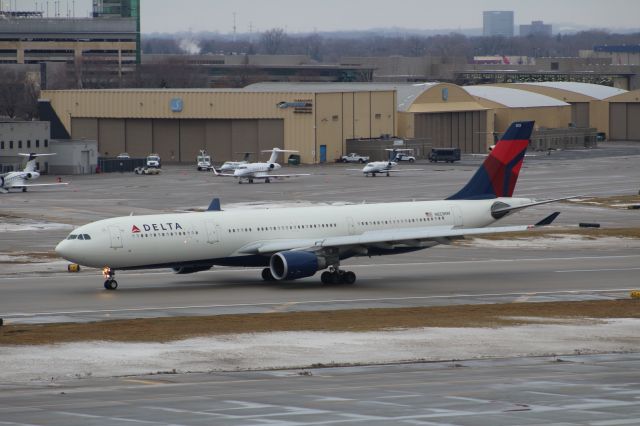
[229,223,338,233]
[358,216,444,226]
[132,231,197,238]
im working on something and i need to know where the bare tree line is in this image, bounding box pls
[143,30,640,61]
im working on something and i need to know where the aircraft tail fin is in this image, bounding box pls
[447,121,534,200]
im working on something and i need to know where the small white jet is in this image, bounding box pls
[56,121,570,290]
[0,153,67,193]
[219,152,252,172]
[213,148,310,184]
[355,149,422,177]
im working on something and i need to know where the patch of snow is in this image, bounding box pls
[1,319,639,384]
[463,235,640,249]
[0,218,73,233]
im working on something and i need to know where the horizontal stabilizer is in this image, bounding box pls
[535,211,560,226]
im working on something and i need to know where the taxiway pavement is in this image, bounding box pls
[1,354,639,425]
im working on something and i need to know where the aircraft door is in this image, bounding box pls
[320,145,327,163]
[108,226,123,248]
[451,206,463,228]
[205,222,220,244]
[346,217,356,235]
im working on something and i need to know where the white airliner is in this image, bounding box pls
[355,149,422,177]
[0,153,67,193]
[56,121,565,290]
[219,152,252,172]
[213,147,310,183]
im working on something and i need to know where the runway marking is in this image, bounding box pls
[3,288,635,319]
[0,254,640,282]
[3,254,640,281]
[555,267,640,273]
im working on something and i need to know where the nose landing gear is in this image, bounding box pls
[102,267,118,290]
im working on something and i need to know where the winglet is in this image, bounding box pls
[535,211,560,227]
[207,198,222,211]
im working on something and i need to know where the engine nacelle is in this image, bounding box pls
[172,265,213,274]
[269,163,275,169]
[25,173,33,180]
[270,251,322,281]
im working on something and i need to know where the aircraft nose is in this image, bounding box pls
[55,240,73,260]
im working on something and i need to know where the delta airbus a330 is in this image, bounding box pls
[56,121,565,290]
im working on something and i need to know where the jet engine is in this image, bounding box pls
[269,163,275,169]
[269,251,325,280]
[25,173,33,179]
[0,176,4,187]
[171,265,213,274]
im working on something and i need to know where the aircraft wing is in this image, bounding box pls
[252,174,311,179]
[385,169,423,172]
[211,169,236,177]
[238,212,559,255]
[13,183,69,187]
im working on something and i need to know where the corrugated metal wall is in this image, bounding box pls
[414,111,486,153]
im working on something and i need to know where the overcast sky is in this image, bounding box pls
[8,0,640,34]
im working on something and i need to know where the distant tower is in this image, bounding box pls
[93,1,140,64]
[483,11,514,37]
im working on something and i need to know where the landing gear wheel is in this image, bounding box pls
[261,268,275,281]
[321,271,334,284]
[104,279,118,290]
[265,178,271,183]
[386,172,390,177]
[238,180,243,184]
[22,187,27,192]
[343,271,356,284]
[249,178,254,184]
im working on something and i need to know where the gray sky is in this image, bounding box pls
[8,0,640,34]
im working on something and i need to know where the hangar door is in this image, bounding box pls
[76,118,284,161]
[571,103,590,128]
[414,111,486,153]
[609,103,640,141]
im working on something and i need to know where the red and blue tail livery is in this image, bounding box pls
[447,121,534,200]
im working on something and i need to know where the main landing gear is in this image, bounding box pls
[320,268,356,285]
[103,267,118,290]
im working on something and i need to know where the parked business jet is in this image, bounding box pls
[213,147,310,183]
[56,121,565,290]
[219,152,252,172]
[0,153,67,193]
[355,149,422,177]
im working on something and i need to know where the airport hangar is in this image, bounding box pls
[40,82,600,164]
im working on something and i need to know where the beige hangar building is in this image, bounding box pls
[41,82,616,164]
[40,87,396,164]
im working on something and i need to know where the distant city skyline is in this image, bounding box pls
[4,0,640,34]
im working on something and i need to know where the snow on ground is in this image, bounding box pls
[1,319,639,385]
[0,218,73,233]
[463,235,640,249]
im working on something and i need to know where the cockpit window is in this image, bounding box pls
[83,234,91,240]
[67,234,77,240]
[77,234,84,240]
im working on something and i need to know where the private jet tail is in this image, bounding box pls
[18,153,56,173]
[263,148,298,164]
[447,121,534,200]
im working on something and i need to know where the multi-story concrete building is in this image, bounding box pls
[520,21,552,37]
[0,0,140,80]
[483,11,514,37]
